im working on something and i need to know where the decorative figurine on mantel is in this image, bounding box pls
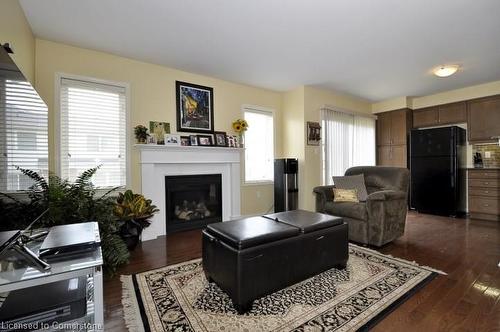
[232,118,248,148]
[134,125,149,144]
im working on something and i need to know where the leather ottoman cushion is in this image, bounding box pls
[265,210,343,233]
[206,216,300,250]
[324,201,368,221]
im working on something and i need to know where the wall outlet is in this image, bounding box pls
[256,190,261,198]
[485,151,491,158]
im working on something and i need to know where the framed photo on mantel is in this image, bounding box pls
[176,81,214,133]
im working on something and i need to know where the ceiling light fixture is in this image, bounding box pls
[433,65,459,78]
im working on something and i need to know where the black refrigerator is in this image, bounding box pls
[410,126,466,216]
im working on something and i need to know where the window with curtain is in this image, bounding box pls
[321,108,376,184]
[243,107,274,183]
[0,76,49,191]
[60,77,127,188]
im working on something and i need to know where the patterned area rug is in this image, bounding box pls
[121,244,443,331]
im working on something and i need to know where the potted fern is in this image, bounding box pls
[113,190,159,249]
[0,166,130,276]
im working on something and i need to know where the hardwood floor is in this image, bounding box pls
[103,212,500,331]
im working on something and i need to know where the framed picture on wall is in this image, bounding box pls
[307,121,321,146]
[176,81,214,133]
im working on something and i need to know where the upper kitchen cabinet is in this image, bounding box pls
[412,101,467,128]
[376,109,409,146]
[412,107,438,128]
[468,95,500,143]
[437,102,467,124]
[376,109,411,168]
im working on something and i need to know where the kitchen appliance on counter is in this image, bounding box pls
[473,152,484,168]
[410,126,466,216]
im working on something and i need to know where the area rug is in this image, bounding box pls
[121,244,444,332]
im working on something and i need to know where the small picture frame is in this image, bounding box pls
[307,121,321,146]
[149,121,170,145]
[213,131,227,147]
[180,136,190,146]
[227,135,236,147]
[189,135,199,146]
[165,134,181,146]
[147,135,157,144]
[197,135,213,146]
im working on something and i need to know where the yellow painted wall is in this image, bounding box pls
[282,87,306,209]
[372,96,410,113]
[302,86,371,210]
[0,0,35,84]
[373,80,500,113]
[282,86,371,210]
[411,80,500,109]
[34,39,283,216]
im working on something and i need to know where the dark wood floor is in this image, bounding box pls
[103,212,500,331]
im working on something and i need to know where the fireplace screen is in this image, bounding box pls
[165,174,222,233]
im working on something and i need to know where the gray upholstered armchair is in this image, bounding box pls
[313,166,410,247]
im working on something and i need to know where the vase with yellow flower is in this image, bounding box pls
[232,119,248,148]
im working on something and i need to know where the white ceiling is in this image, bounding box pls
[19,0,500,102]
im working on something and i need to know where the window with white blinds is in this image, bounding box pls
[244,107,274,183]
[321,108,376,184]
[59,77,127,188]
[0,75,49,191]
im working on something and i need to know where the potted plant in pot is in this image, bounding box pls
[134,125,149,144]
[114,190,159,249]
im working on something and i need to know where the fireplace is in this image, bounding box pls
[165,174,222,233]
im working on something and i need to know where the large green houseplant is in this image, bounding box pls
[0,167,129,275]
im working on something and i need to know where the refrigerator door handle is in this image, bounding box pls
[451,155,455,188]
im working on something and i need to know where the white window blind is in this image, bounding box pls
[60,77,127,188]
[244,107,274,183]
[0,75,49,191]
[321,108,376,184]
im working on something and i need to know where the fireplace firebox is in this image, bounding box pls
[165,174,222,233]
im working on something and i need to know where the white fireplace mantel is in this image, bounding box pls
[136,144,243,241]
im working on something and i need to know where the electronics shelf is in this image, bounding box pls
[0,236,103,331]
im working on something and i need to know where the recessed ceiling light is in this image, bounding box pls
[433,65,459,77]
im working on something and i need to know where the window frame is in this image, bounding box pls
[241,104,276,186]
[0,72,49,193]
[55,73,131,188]
[319,106,376,185]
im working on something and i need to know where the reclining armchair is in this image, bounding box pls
[313,166,410,247]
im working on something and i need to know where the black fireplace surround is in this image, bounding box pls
[165,174,222,233]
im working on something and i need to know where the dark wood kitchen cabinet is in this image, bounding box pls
[468,95,500,143]
[412,101,466,128]
[376,109,411,168]
[468,169,500,221]
[412,107,438,128]
[437,102,467,124]
[376,145,407,168]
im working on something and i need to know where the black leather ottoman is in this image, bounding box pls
[202,209,348,313]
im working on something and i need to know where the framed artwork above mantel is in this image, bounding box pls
[176,81,214,133]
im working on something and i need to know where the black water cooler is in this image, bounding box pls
[274,158,298,212]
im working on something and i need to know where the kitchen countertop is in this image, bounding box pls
[467,167,500,170]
